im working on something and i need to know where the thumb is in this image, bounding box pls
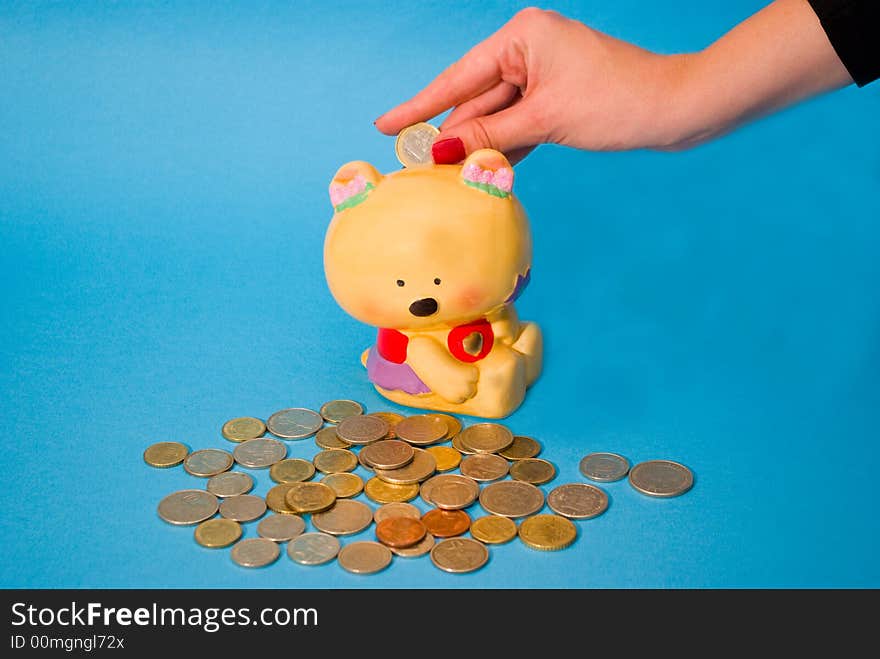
[432,101,544,163]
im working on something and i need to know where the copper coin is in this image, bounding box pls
[337,541,392,575]
[421,508,470,538]
[373,448,436,485]
[499,435,542,460]
[390,532,435,558]
[452,433,476,455]
[360,440,414,470]
[460,453,509,482]
[375,517,427,548]
[373,502,421,524]
[336,415,389,445]
[311,499,373,536]
[509,458,556,485]
[395,415,448,446]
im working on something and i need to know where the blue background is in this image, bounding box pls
[1,0,878,589]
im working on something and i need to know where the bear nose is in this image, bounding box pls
[409,297,438,317]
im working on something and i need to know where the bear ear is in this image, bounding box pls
[460,149,514,198]
[329,161,383,212]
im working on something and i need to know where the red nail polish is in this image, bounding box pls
[432,137,466,164]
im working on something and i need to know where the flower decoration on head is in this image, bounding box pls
[330,175,376,212]
[462,164,513,198]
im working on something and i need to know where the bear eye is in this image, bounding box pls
[396,279,405,287]
[434,278,441,285]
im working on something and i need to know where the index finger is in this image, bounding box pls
[374,32,507,135]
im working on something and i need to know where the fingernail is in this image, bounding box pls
[432,137,466,164]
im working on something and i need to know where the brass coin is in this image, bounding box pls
[452,434,476,455]
[429,413,462,439]
[194,518,242,548]
[423,474,479,510]
[394,122,440,168]
[321,472,364,498]
[373,448,436,485]
[231,537,280,568]
[421,508,470,538]
[311,499,374,535]
[232,438,287,469]
[390,532,435,558]
[336,415,389,445]
[470,515,517,544]
[460,453,509,482]
[628,460,693,497]
[315,426,351,449]
[360,440,414,470]
[458,423,514,454]
[284,482,337,514]
[373,502,421,524]
[219,494,267,522]
[547,483,609,519]
[183,449,234,477]
[143,441,188,468]
[376,517,427,548]
[509,458,556,485]
[395,415,448,446]
[479,481,544,518]
[337,541,392,575]
[579,452,630,482]
[499,435,542,460]
[319,399,364,423]
[313,448,359,474]
[157,490,219,526]
[266,407,323,439]
[430,537,489,573]
[206,471,254,498]
[265,483,298,514]
[269,458,316,484]
[426,446,461,472]
[366,411,405,439]
[518,514,577,551]
[221,416,266,442]
[364,477,419,504]
[287,532,340,565]
[257,514,306,542]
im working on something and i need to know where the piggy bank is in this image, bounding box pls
[323,148,542,419]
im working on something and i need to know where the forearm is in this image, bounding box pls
[662,0,853,149]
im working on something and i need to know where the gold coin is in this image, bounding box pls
[319,399,364,423]
[458,423,514,454]
[452,433,476,455]
[284,482,337,514]
[395,415,448,446]
[426,446,462,472]
[518,514,577,551]
[394,122,440,168]
[270,458,316,484]
[320,472,364,498]
[221,416,266,442]
[194,518,242,548]
[311,499,374,536]
[460,453,509,482]
[430,537,489,573]
[366,411,405,439]
[509,458,556,485]
[336,415,389,445]
[499,435,542,460]
[424,413,462,439]
[313,448,359,474]
[265,483,298,514]
[470,515,517,544]
[360,440,414,470]
[143,442,188,468]
[373,448,436,484]
[183,449,234,477]
[373,502,421,524]
[315,426,351,449]
[364,477,419,504]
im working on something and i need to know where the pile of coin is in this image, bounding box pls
[146,400,693,574]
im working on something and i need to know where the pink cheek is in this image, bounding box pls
[455,287,487,311]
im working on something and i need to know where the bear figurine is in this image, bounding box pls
[323,148,542,419]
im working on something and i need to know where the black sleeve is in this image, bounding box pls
[807,0,880,87]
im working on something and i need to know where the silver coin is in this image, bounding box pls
[287,532,340,565]
[424,474,479,510]
[629,460,694,497]
[336,415,389,445]
[430,537,489,573]
[373,502,421,524]
[547,483,609,519]
[310,500,374,536]
[373,448,436,484]
[395,122,440,168]
[232,438,287,469]
[157,489,219,525]
[338,541,392,575]
[390,532,435,558]
[183,449,234,477]
[460,453,509,482]
[219,494,267,522]
[231,538,280,568]
[479,481,544,518]
[206,471,254,498]
[257,514,306,542]
[267,407,324,439]
[579,452,631,482]
[360,440,415,470]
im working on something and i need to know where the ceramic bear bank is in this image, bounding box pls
[323,148,542,419]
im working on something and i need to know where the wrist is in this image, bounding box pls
[647,52,718,151]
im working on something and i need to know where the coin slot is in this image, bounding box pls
[462,331,483,357]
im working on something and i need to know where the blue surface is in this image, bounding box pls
[1,1,878,589]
